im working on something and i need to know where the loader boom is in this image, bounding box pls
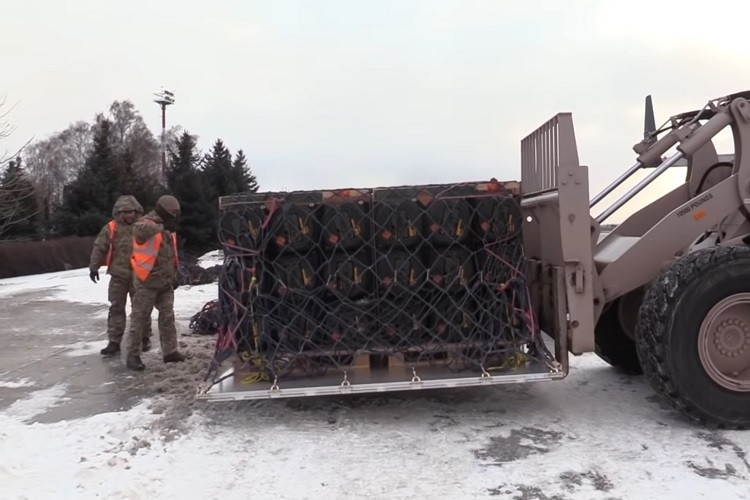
[520,91,750,360]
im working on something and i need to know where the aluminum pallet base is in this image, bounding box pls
[196,357,566,402]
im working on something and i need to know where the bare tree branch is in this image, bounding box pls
[0,95,16,138]
[24,122,91,211]
[0,95,31,170]
[0,165,38,240]
[0,98,38,241]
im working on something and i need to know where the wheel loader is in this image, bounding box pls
[198,90,750,429]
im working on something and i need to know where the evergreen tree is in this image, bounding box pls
[56,118,162,236]
[202,139,234,197]
[56,119,121,236]
[231,149,259,193]
[117,148,162,210]
[167,132,217,255]
[0,156,39,240]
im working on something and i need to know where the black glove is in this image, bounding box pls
[90,269,99,283]
[173,282,179,290]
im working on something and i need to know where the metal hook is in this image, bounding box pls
[340,370,351,388]
[411,367,421,383]
[546,360,563,373]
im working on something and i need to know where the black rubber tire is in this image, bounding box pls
[595,297,643,375]
[635,245,750,429]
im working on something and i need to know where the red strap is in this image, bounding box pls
[171,233,179,268]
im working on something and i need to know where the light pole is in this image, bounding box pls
[153,87,175,181]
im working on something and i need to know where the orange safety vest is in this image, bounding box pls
[104,220,117,270]
[131,219,179,282]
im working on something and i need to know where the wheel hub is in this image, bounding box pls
[713,319,750,356]
[699,293,750,392]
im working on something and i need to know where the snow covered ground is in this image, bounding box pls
[1,251,749,499]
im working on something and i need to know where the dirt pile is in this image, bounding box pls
[122,333,216,438]
[176,253,222,287]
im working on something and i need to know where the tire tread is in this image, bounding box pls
[636,245,750,429]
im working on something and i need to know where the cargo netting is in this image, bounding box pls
[206,180,543,385]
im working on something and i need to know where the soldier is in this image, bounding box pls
[125,194,186,370]
[89,195,153,356]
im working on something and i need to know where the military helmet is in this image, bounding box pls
[155,195,181,220]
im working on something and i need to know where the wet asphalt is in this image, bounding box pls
[0,289,148,423]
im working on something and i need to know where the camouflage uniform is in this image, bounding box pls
[89,195,152,352]
[126,195,185,370]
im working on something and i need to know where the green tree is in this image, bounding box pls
[56,116,163,236]
[167,132,217,255]
[117,148,162,210]
[24,100,164,237]
[202,139,234,197]
[231,149,259,193]
[56,119,118,235]
[0,156,38,240]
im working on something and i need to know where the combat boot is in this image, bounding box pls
[126,354,145,371]
[100,341,120,356]
[142,338,152,352]
[163,351,186,363]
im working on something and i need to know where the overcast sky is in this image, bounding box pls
[2,0,750,221]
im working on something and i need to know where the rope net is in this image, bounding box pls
[208,180,541,384]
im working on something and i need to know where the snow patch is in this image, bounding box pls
[197,249,223,268]
[0,400,165,498]
[174,283,218,322]
[55,340,103,357]
[0,378,35,389]
[0,268,107,305]
[3,385,69,420]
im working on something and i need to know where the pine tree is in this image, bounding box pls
[55,117,163,236]
[0,156,39,240]
[167,132,218,255]
[56,119,120,235]
[117,148,161,210]
[231,149,259,193]
[202,139,234,197]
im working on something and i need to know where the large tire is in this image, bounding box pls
[595,294,643,374]
[636,245,750,428]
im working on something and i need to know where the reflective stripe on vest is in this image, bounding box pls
[104,220,117,269]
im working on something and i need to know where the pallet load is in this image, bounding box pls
[209,179,538,385]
